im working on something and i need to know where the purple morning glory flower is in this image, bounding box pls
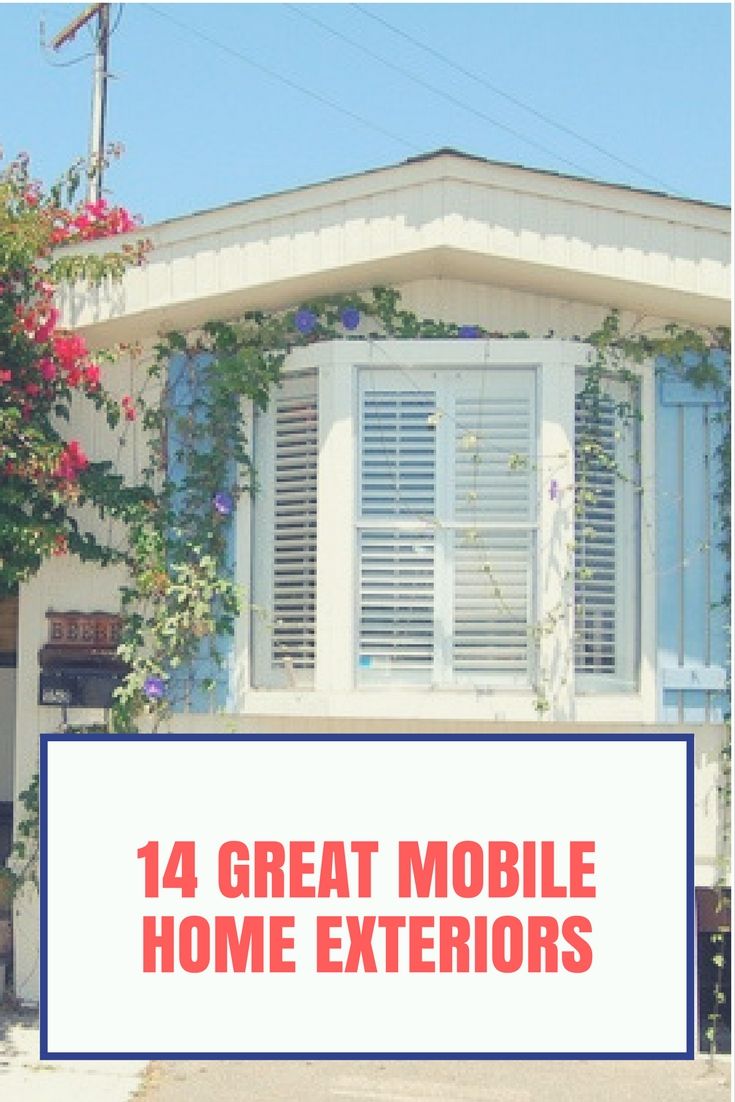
[458,325,480,339]
[549,479,559,501]
[143,676,165,701]
[213,491,234,516]
[341,307,360,330]
[294,308,317,335]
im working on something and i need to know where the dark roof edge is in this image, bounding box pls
[403,148,731,211]
[150,147,731,232]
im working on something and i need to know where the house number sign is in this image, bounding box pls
[46,611,121,649]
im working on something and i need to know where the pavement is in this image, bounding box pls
[0,1005,149,1102]
[0,1006,731,1101]
[139,1057,733,1102]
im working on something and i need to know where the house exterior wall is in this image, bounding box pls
[10,149,730,1023]
[12,275,729,1003]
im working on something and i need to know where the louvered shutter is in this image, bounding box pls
[357,371,535,685]
[359,530,435,670]
[452,531,532,675]
[253,372,318,687]
[361,391,436,516]
[358,389,436,680]
[453,394,533,523]
[272,386,318,671]
[451,383,535,679]
[574,381,638,679]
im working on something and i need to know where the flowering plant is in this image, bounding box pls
[0,150,151,595]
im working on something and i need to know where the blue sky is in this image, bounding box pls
[1,3,731,224]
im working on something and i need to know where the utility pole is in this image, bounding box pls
[51,4,111,203]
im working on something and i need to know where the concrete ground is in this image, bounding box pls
[138,1057,732,1102]
[0,1007,147,1102]
[1,1007,730,1101]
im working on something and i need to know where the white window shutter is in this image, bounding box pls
[361,391,436,517]
[359,530,435,673]
[454,394,533,523]
[358,389,436,678]
[357,371,535,686]
[253,372,318,687]
[271,386,318,671]
[574,384,637,678]
[451,386,534,678]
[452,530,532,675]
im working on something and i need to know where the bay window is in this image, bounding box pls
[249,340,643,710]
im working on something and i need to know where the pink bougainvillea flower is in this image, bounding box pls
[84,363,101,389]
[34,307,60,344]
[54,439,89,481]
[53,332,88,366]
[39,358,56,381]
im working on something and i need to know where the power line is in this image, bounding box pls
[287,3,604,182]
[144,5,421,155]
[352,3,682,196]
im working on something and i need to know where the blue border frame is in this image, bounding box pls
[39,732,695,1061]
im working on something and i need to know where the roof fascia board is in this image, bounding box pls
[117,155,730,255]
[74,245,730,350]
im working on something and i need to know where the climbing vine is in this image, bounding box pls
[109,288,729,731]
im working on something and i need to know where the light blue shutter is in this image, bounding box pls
[657,358,729,722]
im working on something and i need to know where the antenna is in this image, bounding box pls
[51,4,111,203]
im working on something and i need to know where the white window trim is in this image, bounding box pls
[234,339,657,724]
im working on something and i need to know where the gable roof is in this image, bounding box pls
[156,148,730,232]
[65,149,731,343]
